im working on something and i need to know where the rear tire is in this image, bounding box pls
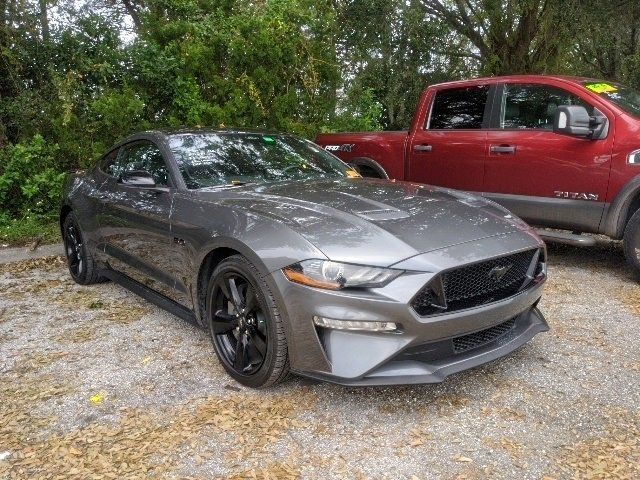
[206,255,289,388]
[62,212,103,285]
[623,208,640,280]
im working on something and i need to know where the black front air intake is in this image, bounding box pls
[452,317,516,354]
[411,249,542,316]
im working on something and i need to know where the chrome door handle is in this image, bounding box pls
[490,145,516,154]
[413,144,433,152]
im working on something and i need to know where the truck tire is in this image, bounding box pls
[623,208,640,280]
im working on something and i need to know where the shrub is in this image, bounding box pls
[0,135,66,217]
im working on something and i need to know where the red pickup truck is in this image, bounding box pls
[316,75,640,278]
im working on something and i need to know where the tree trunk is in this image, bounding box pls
[0,0,6,28]
[39,0,48,41]
[122,0,142,31]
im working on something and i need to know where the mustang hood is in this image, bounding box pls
[200,179,534,267]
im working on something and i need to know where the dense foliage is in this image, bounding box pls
[2,0,640,229]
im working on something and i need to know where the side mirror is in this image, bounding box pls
[120,170,156,187]
[553,105,604,138]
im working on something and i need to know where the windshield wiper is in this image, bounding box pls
[199,181,256,190]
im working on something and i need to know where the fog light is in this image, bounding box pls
[313,316,398,332]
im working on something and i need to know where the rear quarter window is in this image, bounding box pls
[428,85,489,130]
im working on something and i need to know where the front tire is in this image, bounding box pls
[206,255,289,388]
[623,209,640,280]
[62,212,103,285]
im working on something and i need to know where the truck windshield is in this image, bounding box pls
[582,81,640,117]
[168,133,355,189]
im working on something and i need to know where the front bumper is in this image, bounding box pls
[266,237,549,386]
[296,307,547,386]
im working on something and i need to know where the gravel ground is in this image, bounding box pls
[0,241,638,479]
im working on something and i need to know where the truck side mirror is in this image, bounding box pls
[553,105,593,137]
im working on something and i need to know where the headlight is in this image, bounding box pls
[282,260,403,290]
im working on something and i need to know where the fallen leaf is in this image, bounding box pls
[455,456,473,463]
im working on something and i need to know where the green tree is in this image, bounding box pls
[1,0,638,231]
[422,0,580,75]
[571,0,640,88]
[335,0,472,130]
[131,0,340,136]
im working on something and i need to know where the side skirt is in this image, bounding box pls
[101,268,200,328]
[482,192,606,234]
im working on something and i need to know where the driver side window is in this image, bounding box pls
[501,84,593,130]
[117,141,171,186]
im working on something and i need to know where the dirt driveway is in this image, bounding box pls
[1,241,638,479]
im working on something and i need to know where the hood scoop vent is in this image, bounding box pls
[352,208,410,221]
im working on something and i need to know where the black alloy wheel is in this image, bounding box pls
[211,272,268,375]
[206,255,289,388]
[64,222,84,279]
[62,212,103,285]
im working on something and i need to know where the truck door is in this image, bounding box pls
[483,82,614,232]
[408,84,490,192]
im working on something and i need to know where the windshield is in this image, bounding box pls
[583,81,640,117]
[168,133,356,189]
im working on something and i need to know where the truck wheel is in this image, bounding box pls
[623,208,640,280]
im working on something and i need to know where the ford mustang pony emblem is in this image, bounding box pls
[488,265,512,281]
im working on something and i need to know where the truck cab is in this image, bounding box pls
[315,75,640,278]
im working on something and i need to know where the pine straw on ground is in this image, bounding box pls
[1,360,317,479]
[1,247,639,478]
[0,257,319,478]
[228,462,301,480]
[552,408,640,480]
[0,255,66,276]
[617,282,640,316]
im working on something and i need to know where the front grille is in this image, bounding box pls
[412,249,539,316]
[453,318,516,354]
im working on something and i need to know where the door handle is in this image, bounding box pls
[413,144,433,153]
[490,145,516,154]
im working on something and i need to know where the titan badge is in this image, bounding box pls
[554,191,599,201]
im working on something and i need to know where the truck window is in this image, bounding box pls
[428,85,489,130]
[501,84,592,130]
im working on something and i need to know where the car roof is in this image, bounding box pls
[429,74,605,89]
[104,128,300,158]
[148,127,288,137]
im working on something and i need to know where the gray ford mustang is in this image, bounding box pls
[61,129,548,388]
